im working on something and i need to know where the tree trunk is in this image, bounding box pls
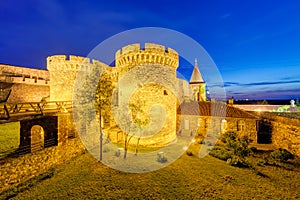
[124,137,128,159]
[135,137,140,155]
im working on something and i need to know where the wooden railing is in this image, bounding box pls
[0,101,73,119]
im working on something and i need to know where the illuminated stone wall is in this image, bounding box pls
[0,64,50,103]
[8,84,49,103]
[114,43,179,147]
[46,55,109,102]
[178,115,257,142]
[260,113,300,157]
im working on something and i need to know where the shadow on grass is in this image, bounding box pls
[0,168,55,199]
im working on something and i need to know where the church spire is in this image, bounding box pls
[189,58,206,101]
[189,58,204,84]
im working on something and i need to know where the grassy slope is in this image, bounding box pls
[7,144,300,199]
[0,122,19,158]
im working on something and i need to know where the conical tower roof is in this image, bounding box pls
[189,58,205,84]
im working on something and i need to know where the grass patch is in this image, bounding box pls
[2,143,300,199]
[0,168,55,199]
[0,122,20,159]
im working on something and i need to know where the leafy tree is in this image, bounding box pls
[129,99,150,155]
[94,69,114,128]
[94,67,114,161]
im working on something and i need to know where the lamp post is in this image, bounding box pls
[99,94,104,161]
[99,106,103,161]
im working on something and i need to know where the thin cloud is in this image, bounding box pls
[221,13,231,19]
[224,80,300,87]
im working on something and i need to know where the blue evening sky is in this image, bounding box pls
[0,0,299,100]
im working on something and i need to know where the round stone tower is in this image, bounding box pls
[114,43,179,146]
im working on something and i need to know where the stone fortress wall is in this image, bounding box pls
[46,55,109,102]
[0,64,50,102]
[45,43,183,146]
[1,42,299,154]
[113,43,179,146]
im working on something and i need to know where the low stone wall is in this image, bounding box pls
[271,117,300,156]
[259,113,300,157]
[0,138,86,193]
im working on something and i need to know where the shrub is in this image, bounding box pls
[226,156,248,168]
[270,148,294,162]
[209,147,233,161]
[220,131,236,144]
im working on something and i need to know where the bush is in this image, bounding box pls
[220,131,236,144]
[209,147,233,161]
[226,156,248,168]
[270,148,294,162]
[210,131,255,169]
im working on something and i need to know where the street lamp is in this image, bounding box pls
[99,105,103,161]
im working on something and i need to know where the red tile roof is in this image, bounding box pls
[177,101,258,119]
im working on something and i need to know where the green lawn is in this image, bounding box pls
[4,143,300,199]
[0,122,20,159]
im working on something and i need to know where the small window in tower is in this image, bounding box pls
[164,90,168,95]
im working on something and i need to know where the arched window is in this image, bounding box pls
[237,120,245,131]
[221,119,227,133]
[184,119,190,130]
[197,118,201,127]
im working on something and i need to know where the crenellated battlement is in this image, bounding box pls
[0,64,50,81]
[47,55,91,63]
[47,55,109,72]
[115,43,179,71]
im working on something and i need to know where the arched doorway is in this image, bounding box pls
[257,119,272,144]
[30,125,44,152]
